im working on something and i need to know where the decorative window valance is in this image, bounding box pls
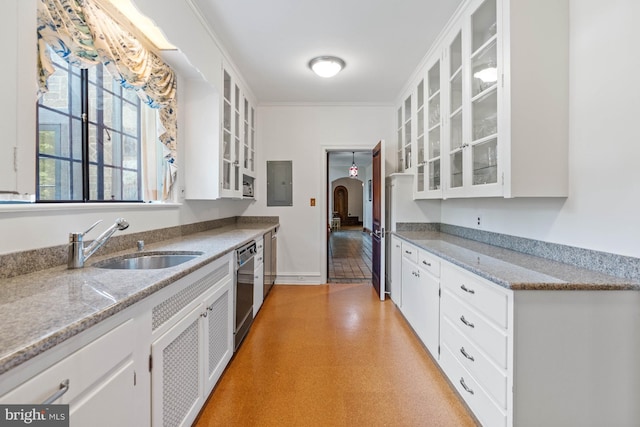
[36,0,178,200]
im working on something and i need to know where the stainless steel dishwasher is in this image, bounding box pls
[235,241,256,351]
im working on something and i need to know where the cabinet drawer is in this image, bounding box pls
[418,249,440,278]
[440,344,507,427]
[0,319,134,405]
[401,242,418,264]
[441,316,507,408]
[442,290,507,369]
[442,263,508,329]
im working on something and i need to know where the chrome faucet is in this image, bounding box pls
[68,218,130,269]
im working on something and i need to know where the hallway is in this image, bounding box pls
[194,283,476,426]
[328,225,372,283]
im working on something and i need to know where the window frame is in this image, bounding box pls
[37,57,144,203]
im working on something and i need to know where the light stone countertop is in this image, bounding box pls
[0,223,277,376]
[394,231,640,291]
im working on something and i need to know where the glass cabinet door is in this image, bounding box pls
[397,107,403,172]
[403,95,412,171]
[448,31,463,189]
[233,84,241,192]
[222,70,232,191]
[416,79,425,192]
[470,0,498,186]
[427,60,441,192]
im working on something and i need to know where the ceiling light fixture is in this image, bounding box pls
[309,56,346,78]
[349,152,358,178]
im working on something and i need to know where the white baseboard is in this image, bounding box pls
[275,273,323,285]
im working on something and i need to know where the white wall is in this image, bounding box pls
[244,105,394,283]
[440,0,640,258]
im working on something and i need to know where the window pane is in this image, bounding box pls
[89,124,98,163]
[123,170,139,200]
[123,134,138,168]
[123,101,138,136]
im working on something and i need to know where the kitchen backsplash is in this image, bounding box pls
[396,222,640,281]
[0,216,278,280]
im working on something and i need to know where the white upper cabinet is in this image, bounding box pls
[220,68,241,198]
[185,63,256,200]
[410,0,568,199]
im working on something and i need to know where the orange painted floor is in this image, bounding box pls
[194,283,477,426]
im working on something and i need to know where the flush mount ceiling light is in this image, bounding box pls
[308,56,346,78]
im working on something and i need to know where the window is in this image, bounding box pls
[37,49,157,202]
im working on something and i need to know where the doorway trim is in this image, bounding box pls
[320,144,373,284]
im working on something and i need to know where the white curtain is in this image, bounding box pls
[37,0,178,200]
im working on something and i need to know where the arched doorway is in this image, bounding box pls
[333,185,348,223]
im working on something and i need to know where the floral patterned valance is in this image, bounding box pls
[36,0,178,200]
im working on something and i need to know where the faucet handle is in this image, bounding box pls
[82,219,103,237]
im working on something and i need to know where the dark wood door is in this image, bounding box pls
[333,186,348,223]
[371,141,385,300]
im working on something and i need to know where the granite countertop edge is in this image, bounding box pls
[392,231,640,291]
[0,223,278,376]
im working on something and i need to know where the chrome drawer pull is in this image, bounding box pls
[460,315,475,328]
[460,347,475,362]
[42,379,70,404]
[460,284,475,294]
[460,378,474,395]
[422,260,432,267]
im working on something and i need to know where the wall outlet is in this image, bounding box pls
[476,215,482,228]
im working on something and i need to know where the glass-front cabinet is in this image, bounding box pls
[396,107,403,173]
[403,94,413,171]
[414,55,443,199]
[220,70,237,197]
[407,0,569,200]
[220,66,256,199]
[442,0,502,198]
[415,79,425,193]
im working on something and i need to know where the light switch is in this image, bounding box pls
[310,198,316,206]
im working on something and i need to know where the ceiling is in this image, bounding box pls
[191,0,463,104]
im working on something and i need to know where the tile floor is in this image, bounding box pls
[194,283,476,426]
[328,226,372,283]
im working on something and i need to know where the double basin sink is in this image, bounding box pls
[93,251,203,270]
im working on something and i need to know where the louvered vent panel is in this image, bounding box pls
[208,290,229,376]
[162,319,200,427]
[153,263,229,331]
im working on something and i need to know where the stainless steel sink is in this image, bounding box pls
[94,251,204,270]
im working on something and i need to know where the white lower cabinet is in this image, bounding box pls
[396,237,640,426]
[0,318,147,427]
[254,236,264,316]
[400,241,440,358]
[389,235,403,307]
[150,255,233,427]
[0,251,238,427]
[440,262,510,427]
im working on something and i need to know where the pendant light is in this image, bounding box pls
[349,152,358,178]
